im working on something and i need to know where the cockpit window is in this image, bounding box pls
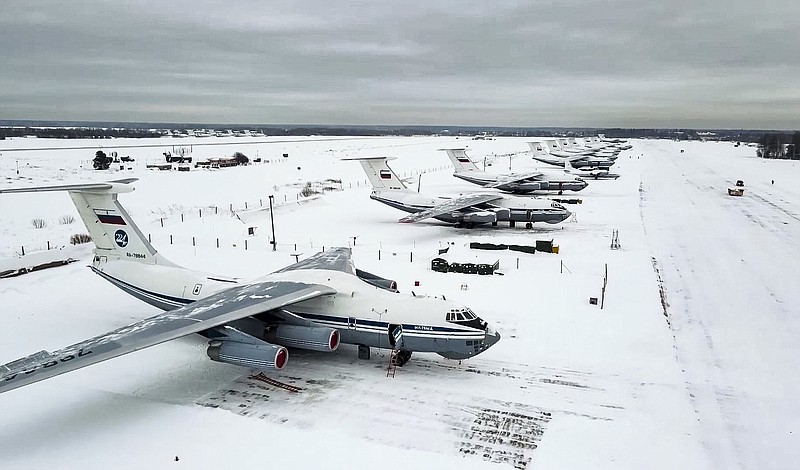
[448,308,478,323]
[446,308,487,331]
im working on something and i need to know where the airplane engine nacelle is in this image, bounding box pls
[459,211,497,224]
[493,208,511,219]
[207,340,288,370]
[518,182,542,191]
[355,268,398,292]
[264,325,340,352]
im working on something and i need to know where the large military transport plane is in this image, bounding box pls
[346,157,570,228]
[528,142,616,169]
[442,148,587,194]
[0,179,500,394]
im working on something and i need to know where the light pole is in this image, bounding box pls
[268,195,276,251]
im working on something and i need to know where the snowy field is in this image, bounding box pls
[0,136,798,469]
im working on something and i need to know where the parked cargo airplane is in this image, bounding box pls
[442,148,587,194]
[528,142,616,169]
[346,157,570,228]
[0,179,500,394]
[564,158,620,180]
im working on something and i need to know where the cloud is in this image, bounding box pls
[0,0,798,128]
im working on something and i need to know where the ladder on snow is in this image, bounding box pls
[387,350,399,378]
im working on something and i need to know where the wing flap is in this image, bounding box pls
[399,193,503,223]
[0,281,335,394]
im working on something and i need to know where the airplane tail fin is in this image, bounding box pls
[440,148,480,173]
[564,158,576,172]
[0,178,177,267]
[342,157,407,191]
[547,139,563,151]
[527,142,549,157]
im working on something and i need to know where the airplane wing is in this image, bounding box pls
[484,172,543,188]
[275,246,355,275]
[398,193,503,223]
[0,280,336,394]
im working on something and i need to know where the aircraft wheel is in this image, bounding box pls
[525,222,533,229]
[393,350,412,367]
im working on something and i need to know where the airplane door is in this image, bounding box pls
[348,317,357,330]
[388,324,404,349]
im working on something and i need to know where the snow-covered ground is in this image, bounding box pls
[0,136,797,469]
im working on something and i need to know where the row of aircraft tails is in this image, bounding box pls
[0,135,629,397]
[345,136,631,229]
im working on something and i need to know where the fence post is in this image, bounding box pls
[170,235,173,244]
[516,257,520,269]
[378,249,381,260]
[199,209,202,218]
[148,234,151,242]
[160,218,164,227]
[21,246,24,256]
[245,239,248,250]
[216,206,218,215]
[192,236,195,246]
[47,241,50,250]
[410,252,413,263]
[181,213,184,222]
[245,201,248,210]
[216,238,219,248]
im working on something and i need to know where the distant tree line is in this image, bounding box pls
[0,122,795,143]
[0,127,162,139]
[757,132,800,160]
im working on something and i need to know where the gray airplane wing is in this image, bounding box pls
[0,178,138,193]
[484,171,543,188]
[398,193,503,223]
[275,246,355,275]
[0,280,335,394]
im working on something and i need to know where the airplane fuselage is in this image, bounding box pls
[370,189,570,225]
[453,170,587,193]
[91,256,499,360]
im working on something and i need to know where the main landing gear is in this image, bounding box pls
[391,350,412,367]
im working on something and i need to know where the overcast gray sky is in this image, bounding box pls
[1,1,798,128]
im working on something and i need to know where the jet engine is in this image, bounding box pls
[456,211,497,224]
[207,340,288,370]
[517,181,543,191]
[264,324,340,352]
[356,268,398,292]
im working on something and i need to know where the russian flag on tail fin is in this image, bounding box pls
[94,209,126,225]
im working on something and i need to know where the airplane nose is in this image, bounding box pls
[484,328,501,349]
